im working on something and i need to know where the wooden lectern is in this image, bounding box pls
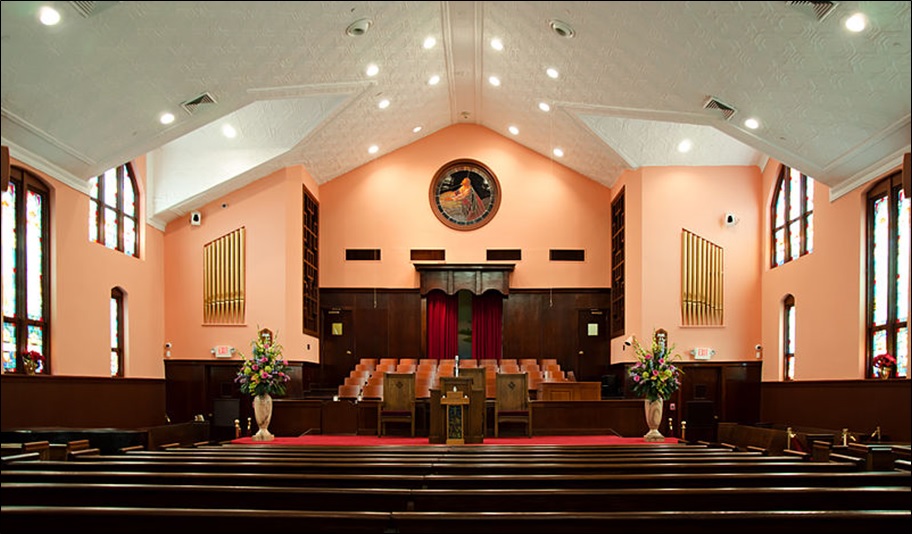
[429,376,484,444]
[441,388,470,445]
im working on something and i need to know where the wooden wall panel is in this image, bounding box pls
[1,375,166,430]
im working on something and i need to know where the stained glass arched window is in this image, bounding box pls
[88,163,139,257]
[2,167,51,374]
[771,165,814,267]
[866,171,909,379]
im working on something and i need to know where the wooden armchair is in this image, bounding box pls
[495,372,532,438]
[378,372,416,437]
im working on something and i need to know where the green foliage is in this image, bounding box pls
[627,330,683,401]
[235,330,291,397]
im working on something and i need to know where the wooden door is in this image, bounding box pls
[321,308,355,389]
[576,309,609,382]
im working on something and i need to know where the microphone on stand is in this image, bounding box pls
[455,354,460,376]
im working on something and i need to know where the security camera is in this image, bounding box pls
[724,212,739,227]
[220,203,228,209]
[165,342,172,349]
[623,335,635,350]
[190,211,202,225]
[754,344,762,351]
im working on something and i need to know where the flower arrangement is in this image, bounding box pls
[872,353,895,370]
[22,350,45,374]
[235,329,291,397]
[627,329,683,401]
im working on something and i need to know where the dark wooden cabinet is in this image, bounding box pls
[609,360,761,442]
[164,359,305,442]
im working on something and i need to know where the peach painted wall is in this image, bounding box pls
[11,156,165,378]
[163,166,320,364]
[758,159,900,381]
[319,124,613,289]
[612,165,763,365]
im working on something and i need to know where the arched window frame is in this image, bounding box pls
[865,171,909,379]
[783,294,796,381]
[110,287,125,377]
[771,165,814,267]
[89,163,139,257]
[2,166,51,374]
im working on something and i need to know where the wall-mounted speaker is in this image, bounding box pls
[190,211,202,225]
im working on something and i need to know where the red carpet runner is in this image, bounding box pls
[231,434,669,446]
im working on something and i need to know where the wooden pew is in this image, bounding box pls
[1,506,908,533]
[4,467,909,490]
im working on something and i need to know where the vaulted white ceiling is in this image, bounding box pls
[2,1,909,229]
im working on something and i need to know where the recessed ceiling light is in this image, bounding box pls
[508,125,519,135]
[488,76,501,87]
[368,145,379,154]
[423,36,437,49]
[365,64,379,77]
[412,126,422,133]
[549,20,575,39]
[39,6,60,26]
[378,99,390,109]
[553,148,564,158]
[743,118,760,130]
[159,112,175,125]
[677,139,693,153]
[428,75,441,85]
[538,102,551,112]
[222,124,237,138]
[546,68,559,79]
[346,18,372,37]
[490,38,504,51]
[845,13,867,32]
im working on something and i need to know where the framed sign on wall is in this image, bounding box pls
[429,159,501,230]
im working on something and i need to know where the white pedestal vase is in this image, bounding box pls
[252,393,274,441]
[643,398,665,442]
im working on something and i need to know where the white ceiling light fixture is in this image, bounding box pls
[368,145,379,154]
[743,118,760,130]
[845,13,867,32]
[423,36,437,49]
[428,75,441,85]
[490,37,504,51]
[546,67,559,79]
[488,76,501,87]
[412,126,422,133]
[538,102,551,112]
[159,112,175,125]
[508,125,519,135]
[221,124,237,139]
[553,147,564,158]
[677,139,693,153]
[346,18,372,37]
[365,63,379,77]
[39,6,61,25]
[378,99,390,109]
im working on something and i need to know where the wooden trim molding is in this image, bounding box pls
[414,263,514,296]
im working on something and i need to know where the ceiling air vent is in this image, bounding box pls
[67,1,120,18]
[785,1,839,23]
[180,92,217,115]
[703,96,737,121]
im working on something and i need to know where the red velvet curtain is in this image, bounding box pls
[427,290,458,360]
[471,291,503,360]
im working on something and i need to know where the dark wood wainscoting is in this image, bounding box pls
[761,379,911,442]
[0,374,166,429]
[320,287,612,387]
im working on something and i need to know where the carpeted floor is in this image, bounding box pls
[231,434,668,446]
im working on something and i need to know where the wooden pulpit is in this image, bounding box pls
[441,388,470,445]
[429,376,484,444]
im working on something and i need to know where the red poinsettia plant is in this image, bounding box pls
[872,353,895,370]
[22,350,45,373]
